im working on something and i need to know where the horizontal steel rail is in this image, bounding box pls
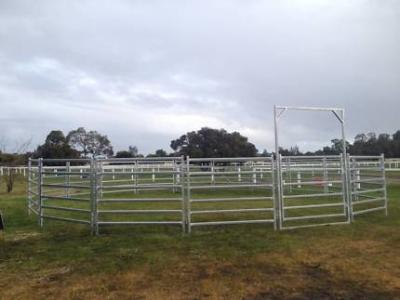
[283,180,342,186]
[350,177,384,183]
[190,196,273,202]
[190,208,274,214]
[189,170,271,175]
[282,192,344,199]
[352,188,385,195]
[41,158,90,162]
[41,195,90,202]
[42,215,90,225]
[41,205,91,213]
[41,183,91,189]
[99,183,180,189]
[98,197,182,203]
[97,221,183,225]
[98,157,181,162]
[98,209,182,214]
[188,157,271,162]
[99,171,180,175]
[352,197,385,205]
[283,213,345,221]
[41,171,91,176]
[189,183,273,190]
[281,221,349,230]
[190,219,274,226]
[283,202,344,210]
[353,206,386,215]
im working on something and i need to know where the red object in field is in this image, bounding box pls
[313,177,324,187]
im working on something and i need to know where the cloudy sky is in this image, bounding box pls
[0,0,399,154]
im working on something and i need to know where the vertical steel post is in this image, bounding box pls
[323,157,328,194]
[65,161,70,198]
[350,157,358,201]
[297,172,301,188]
[38,158,43,228]
[288,158,292,193]
[90,158,99,235]
[252,163,257,184]
[173,160,176,193]
[211,160,215,184]
[134,160,138,194]
[273,105,283,230]
[339,154,348,220]
[271,157,277,230]
[180,156,186,234]
[381,154,388,216]
[338,109,352,223]
[278,154,285,228]
[346,154,353,222]
[90,158,95,235]
[27,158,32,215]
[186,156,191,234]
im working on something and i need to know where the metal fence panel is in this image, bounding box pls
[26,154,388,234]
[95,157,185,234]
[349,155,388,218]
[186,157,275,232]
[278,155,349,229]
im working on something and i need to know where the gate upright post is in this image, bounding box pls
[90,158,98,235]
[273,106,283,230]
[271,157,277,230]
[38,158,43,228]
[180,156,186,234]
[186,156,191,234]
[345,154,353,222]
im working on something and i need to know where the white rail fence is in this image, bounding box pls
[26,155,388,234]
[5,157,400,178]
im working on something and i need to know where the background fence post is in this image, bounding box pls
[27,158,31,215]
[381,154,388,216]
[38,158,43,228]
[65,161,70,198]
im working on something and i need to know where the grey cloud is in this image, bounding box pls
[0,0,399,154]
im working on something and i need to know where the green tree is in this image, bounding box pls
[147,149,168,157]
[67,127,113,158]
[170,127,257,158]
[115,145,140,158]
[34,130,79,159]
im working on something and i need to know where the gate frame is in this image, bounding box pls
[273,105,351,229]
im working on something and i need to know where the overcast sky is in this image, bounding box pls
[0,0,399,154]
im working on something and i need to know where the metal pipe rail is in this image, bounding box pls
[26,154,388,234]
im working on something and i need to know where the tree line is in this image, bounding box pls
[278,131,400,158]
[2,128,400,166]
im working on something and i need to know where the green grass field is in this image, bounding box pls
[1,174,400,299]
